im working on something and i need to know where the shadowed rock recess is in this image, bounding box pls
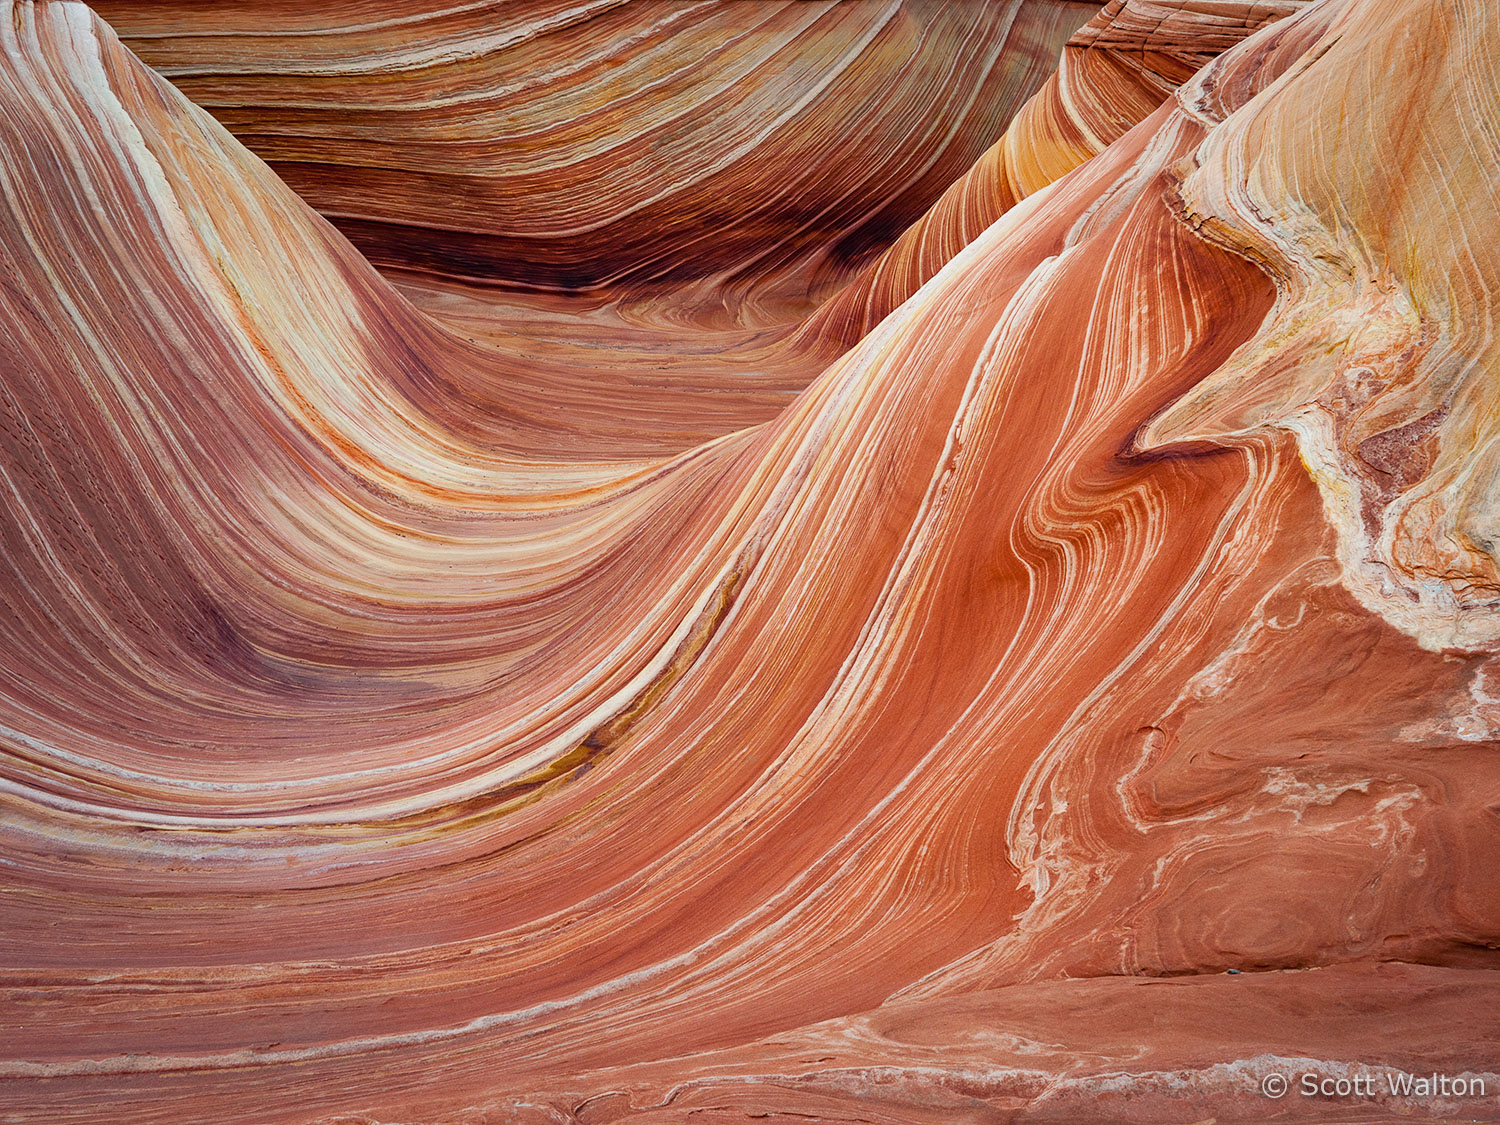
[2,0,1498,1121]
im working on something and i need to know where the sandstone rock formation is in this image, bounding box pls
[1,1,1497,1122]
[92,0,1097,299]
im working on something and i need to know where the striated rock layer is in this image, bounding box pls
[800,0,1305,344]
[90,0,1099,302]
[1,0,1498,1122]
[85,0,1106,458]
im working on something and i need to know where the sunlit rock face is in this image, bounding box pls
[1,1,1498,1123]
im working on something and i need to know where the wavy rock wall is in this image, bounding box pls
[91,0,1099,303]
[84,0,1107,458]
[2,0,1498,1122]
[801,0,1305,343]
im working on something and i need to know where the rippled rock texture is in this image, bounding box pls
[2,0,1499,1122]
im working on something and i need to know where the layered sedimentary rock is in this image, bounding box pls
[800,0,1305,343]
[84,0,1105,454]
[91,0,1098,302]
[2,0,1499,1122]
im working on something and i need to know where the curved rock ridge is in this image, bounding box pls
[798,0,1305,344]
[82,0,1107,460]
[1142,0,1500,653]
[90,0,1100,306]
[0,0,1496,1123]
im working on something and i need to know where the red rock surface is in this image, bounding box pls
[91,0,1098,299]
[1,0,1498,1122]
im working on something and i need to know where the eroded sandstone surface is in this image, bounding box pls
[1,1,1496,1121]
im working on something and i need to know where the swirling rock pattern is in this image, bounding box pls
[84,0,1106,457]
[91,0,1099,300]
[802,0,1306,344]
[1,0,1498,1122]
